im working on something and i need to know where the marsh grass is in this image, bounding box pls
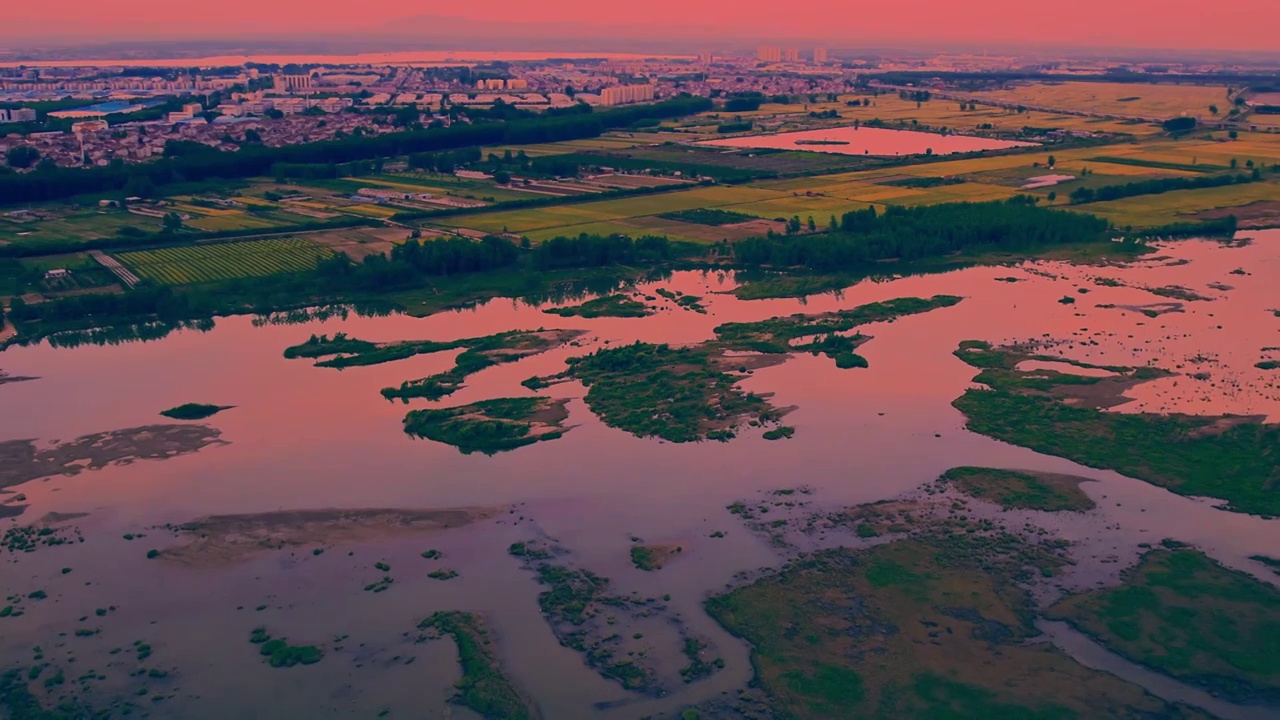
[940,467,1095,512]
[543,294,652,318]
[418,612,533,720]
[705,533,1187,719]
[1048,549,1280,702]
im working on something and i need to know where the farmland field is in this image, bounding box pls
[116,238,333,285]
[1065,179,1280,227]
[701,95,1168,136]
[429,185,779,236]
[969,81,1231,119]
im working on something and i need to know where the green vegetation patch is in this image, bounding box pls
[418,612,534,720]
[553,342,781,443]
[715,295,964,356]
[248,628,323,668]
[952,341,1280,516]
[285,329,584,401]
[159,403,232,420]
[1048,548,1280,703]
[382,330,584,402]
[543,294,652,318]
[403,397,569,455]
[117,238,332,285]
[630,544,681,571]
[531,559,657,691]
[658,208,758,226]
[940,467,1096,512]
[705,534,1192,720]
[282,332,378,359]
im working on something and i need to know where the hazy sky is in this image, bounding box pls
[3,1,1277,51]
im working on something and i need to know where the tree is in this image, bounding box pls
[1230,158,1238,169]
[1209,104,1219,115]
[1047,155,1056,168]
[122,175,155,198]
[1229,130,1239,140]
[162,212,183,233]
[1047,191,1057,205]
[807,216,816,232]
[243,129,262,144]
[6,145,39,169]
[493,170,512,185]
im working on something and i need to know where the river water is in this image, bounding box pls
[1,232,1278,718]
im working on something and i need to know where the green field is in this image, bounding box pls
[116,238,333,285]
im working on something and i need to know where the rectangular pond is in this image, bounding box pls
[698,125,1036,156]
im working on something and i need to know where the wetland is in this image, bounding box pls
[2,231,1279,719]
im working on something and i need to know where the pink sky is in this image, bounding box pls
[2,1,1277,51]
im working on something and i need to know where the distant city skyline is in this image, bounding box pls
[2,1,1278,53]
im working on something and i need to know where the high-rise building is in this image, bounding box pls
[813,47,829,64]
[698,52,715,65]
[782,48,800,62]
[2,107,36,123]
[273,74,313,93]
[756,46,782,63]
[599,84,656,106]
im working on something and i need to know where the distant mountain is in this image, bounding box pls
[379,14,798,47]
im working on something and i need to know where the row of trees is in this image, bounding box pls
[1069,171,1258,205]
[734,198,1114,270]
[407,147,485,174]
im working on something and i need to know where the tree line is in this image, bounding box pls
[733,198,1115,270]
[1069,171,1259,205]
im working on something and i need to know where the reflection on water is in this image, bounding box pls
[698,124,1036,156]
[1,233,1278,717]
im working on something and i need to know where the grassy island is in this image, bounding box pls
[551,342,783,443]
[940,467,1096,512]
[1048,548,1280,703]
[714,295,964,356]
[630,544,682,571]
[381,330,585,402]
[403,397,569,455]
[248,628,323,668]
[951,340,1280,516]
[418,612,535,720]
[543,294,652,318]
[159,403,233,420]
[705,532,1198,720]
[285,329,584,401]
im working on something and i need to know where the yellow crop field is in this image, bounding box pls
[440,186,776,234]
[1070,181,1280,227]
[970,82,1231,119]
[117,238,333,285]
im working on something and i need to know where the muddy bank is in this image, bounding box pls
[0,424,226,491]
[157,506,505,564]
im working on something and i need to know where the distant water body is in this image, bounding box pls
[0,51,695,69]
[699,125,1036,156]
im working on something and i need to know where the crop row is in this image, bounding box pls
[116,238,332,285]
